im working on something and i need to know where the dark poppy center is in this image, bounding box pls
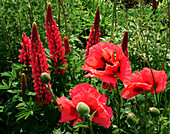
[133,87,143,92]
[96,57,113,71]
[89,106,98,117]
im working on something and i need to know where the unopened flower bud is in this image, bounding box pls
[149,107,160,117]
[127,113,137,126]
[76,102,90,117]
[40,72,51,84]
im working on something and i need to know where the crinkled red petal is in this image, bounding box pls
[56,96,78,122]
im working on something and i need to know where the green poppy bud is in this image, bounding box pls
[149,107,160,117]
[40,72,51,84]
[76,102,90,117]
[127,113,137,126]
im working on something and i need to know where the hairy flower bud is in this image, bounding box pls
[127,113,137,126]
[76,102,90,117]
[149,107,160,117]
[40,72,51,84]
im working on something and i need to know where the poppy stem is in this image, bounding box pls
[81,117,85,134]
[116,83,121,128]
[88,117,94,134]
[162,45,168,70]
[67,55,73,84]
[129,43,158,105]
[145,92,147,115]
[46,83,60,110]
[134,125,137,134]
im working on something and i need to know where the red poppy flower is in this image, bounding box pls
[121,68,167,99]
[82,42,132,85]
[57,83,113,128]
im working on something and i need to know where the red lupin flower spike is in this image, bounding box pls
[45,2,67,74]
[121,30,129,57]
[30,22,52,105]
[64,36,71,54]
[86,5,101,58]
[102,82,115,90]
[152,0,158,10]
[18,33,31,65]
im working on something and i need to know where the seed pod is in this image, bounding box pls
[149,107,160,117]
[127,113,137,126]
[40,72,51,84]
[76,102,90,117]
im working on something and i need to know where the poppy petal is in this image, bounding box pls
[121,82,152,99]
[56,96,78,122]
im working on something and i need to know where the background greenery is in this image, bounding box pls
[0,0,169,134]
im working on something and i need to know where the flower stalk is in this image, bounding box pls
[129,43,158,105]
[46,83,59,108]
[88,117,94,134]
[145,92,147,115]
[116,83,121,128]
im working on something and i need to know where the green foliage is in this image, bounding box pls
[0,0,169,134]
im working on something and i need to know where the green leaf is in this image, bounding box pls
[159,117,168,122]
[0,79,9,90]
[161,121,170,130]
[73,121,88,128]
[89,110,97,121]
[1,72,12,77]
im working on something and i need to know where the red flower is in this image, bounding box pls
[82,42,132,85]
[64,36,71,54]
[121,31,129,57]
[45,2,66,74]
[30,22,52,105]
[86,5,100,58]
[57,83,113,128]
[18,33,31,65]
[152,0,158,10]
[121,68,167,99]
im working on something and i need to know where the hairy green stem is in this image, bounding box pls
[145,92,147,115]
[47,83,59,108]
[58,0,68,35]
[88,117,94,134]
[116,83,121,129]
[81,117,85,134]
[67,55,73,84]
[162,45,168,70]
[129,43,158,105]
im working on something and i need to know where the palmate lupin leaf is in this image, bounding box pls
[16,97,42,121]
